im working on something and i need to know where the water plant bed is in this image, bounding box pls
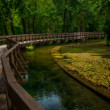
[51,40,110,99]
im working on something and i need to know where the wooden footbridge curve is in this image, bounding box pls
[0,32,105,46]
[0,32,105,110]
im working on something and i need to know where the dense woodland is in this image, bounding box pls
[0,0,110,36]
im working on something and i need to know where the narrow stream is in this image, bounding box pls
[23,45,110,110]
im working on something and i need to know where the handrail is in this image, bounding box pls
[4,42,19,56]
[1,38,44,110]
[0,32,105,45]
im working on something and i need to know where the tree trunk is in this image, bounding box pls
[10,17,15,35]
[63,0,67,32]
[63,9,66,32]
[3,20,8,35]
[79,16,85,32]
[28,20,30,34]
[53,22,55,33]
[22,18,26,34]
[69,11,72,32]
[33,17,35,33]
[33,3,37,34]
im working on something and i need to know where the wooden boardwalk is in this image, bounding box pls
[0,32,105,110]
[1,39,44,110]
[0,32,105,46]
[0,45,8,110]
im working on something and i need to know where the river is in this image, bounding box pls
[23,45,110,110]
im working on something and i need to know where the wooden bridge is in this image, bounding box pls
[0,32,105,110]
[0,32,105,46]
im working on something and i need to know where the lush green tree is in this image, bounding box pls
[101,0,110,45]
[0,0,110,36]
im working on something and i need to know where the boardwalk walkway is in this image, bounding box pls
[0,45,8,110]
[0,32,105,109]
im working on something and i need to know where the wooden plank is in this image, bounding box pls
[1,38,45,110]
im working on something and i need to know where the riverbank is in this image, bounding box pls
[51,40,110,100]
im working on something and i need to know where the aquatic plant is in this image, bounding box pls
[64,40,68,43]
[59,41,110,88]
[49,41,53,45]
[26,43,34,51]
[56,40,60,44]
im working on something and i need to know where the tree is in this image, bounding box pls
[0,0,109,35]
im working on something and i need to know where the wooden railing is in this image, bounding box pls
[1,38,44,110]
[0,32,105,45]
[0,32,105,109]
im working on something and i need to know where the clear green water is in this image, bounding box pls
[23,45,110,110]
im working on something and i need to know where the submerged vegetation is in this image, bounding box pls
[59,40,110,88]
[26,44,34,51]
[49,41,53,45]
[56,40,60,44]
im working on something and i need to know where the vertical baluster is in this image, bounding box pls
[36,34,38,44]
[42,33,44,42]
[43,33,45,43]
[25,34,26,42]
[29,34,30,44]
[57,33,58,41]
[39,34,41,43]
[15,36,17,41]
[33,34,35,44]
[49,33,50,42]
[38,34,39,43]
[53,33,55,41]
[46,33,47,42]
[41,33,43,43]
[65,33,66,41]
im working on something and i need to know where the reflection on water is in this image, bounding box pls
[24,74,29,81]
[23,45,110,110]
[35,92,66,110]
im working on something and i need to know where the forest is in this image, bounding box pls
[0,0,110,36]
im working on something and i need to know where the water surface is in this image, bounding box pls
[23,45,110,110]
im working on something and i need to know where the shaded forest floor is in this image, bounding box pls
[58,39,110,88]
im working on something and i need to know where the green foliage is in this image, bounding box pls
[105,36,110,45]
[0,0,110,35]
[103,18,110,45]
[103,19,110,34]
